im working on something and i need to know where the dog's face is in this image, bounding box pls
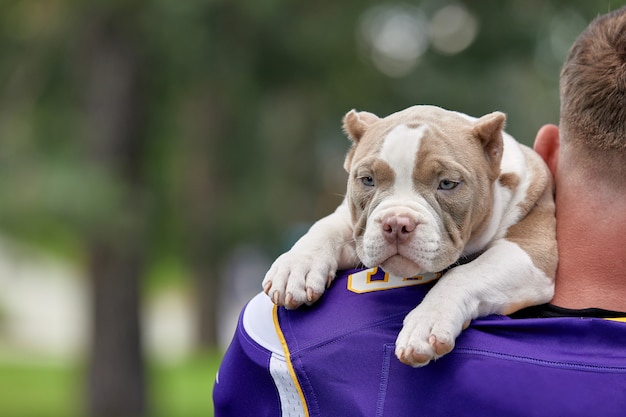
[343,105,505,277]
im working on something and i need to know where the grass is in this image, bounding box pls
[0,360,81,417]
[151,352,222,417]
[0,351,223,417]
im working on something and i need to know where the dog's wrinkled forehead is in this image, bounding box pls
[350,105,475,167]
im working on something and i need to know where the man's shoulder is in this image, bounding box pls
[232,269,626,417]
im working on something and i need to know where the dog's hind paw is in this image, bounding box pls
[262,250,336,309]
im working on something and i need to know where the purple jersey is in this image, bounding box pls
[213,268,626,416]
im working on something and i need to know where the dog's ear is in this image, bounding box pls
[343,110,380,172]
[473,111,506,176]
[343,110,379,143]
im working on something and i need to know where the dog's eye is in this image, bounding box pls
[360,176,375,187]
[438,179,459,190]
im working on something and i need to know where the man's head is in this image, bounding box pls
[532,7,626,311]
[558,6,626,182]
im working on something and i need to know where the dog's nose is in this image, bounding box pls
[382,215,416,243]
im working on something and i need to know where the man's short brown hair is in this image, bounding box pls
[560,6,626,160]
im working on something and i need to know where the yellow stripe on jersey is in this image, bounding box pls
[272,305,310,417]
[604,317,626,323]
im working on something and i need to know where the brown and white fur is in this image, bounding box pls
[263,105,557,367]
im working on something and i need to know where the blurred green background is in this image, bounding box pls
[0,0,623,416]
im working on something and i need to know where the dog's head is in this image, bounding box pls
[342,105,505,277]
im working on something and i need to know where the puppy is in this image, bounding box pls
[263,105,557,367]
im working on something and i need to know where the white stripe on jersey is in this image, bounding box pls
[270,354,306,417]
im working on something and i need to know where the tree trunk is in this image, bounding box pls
[81,12,147,417]
[196,261,219,348]
[177,91,227,349]
[87,240,146,417]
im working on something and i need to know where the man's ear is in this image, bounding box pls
[342,110,379,172]
[533,124,559,177]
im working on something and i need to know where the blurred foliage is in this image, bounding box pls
[0,0,624,274]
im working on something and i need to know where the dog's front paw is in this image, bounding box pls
[262,249,337,309]
[394,305,466,367]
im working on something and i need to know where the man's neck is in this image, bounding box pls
[551,184,626,312]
